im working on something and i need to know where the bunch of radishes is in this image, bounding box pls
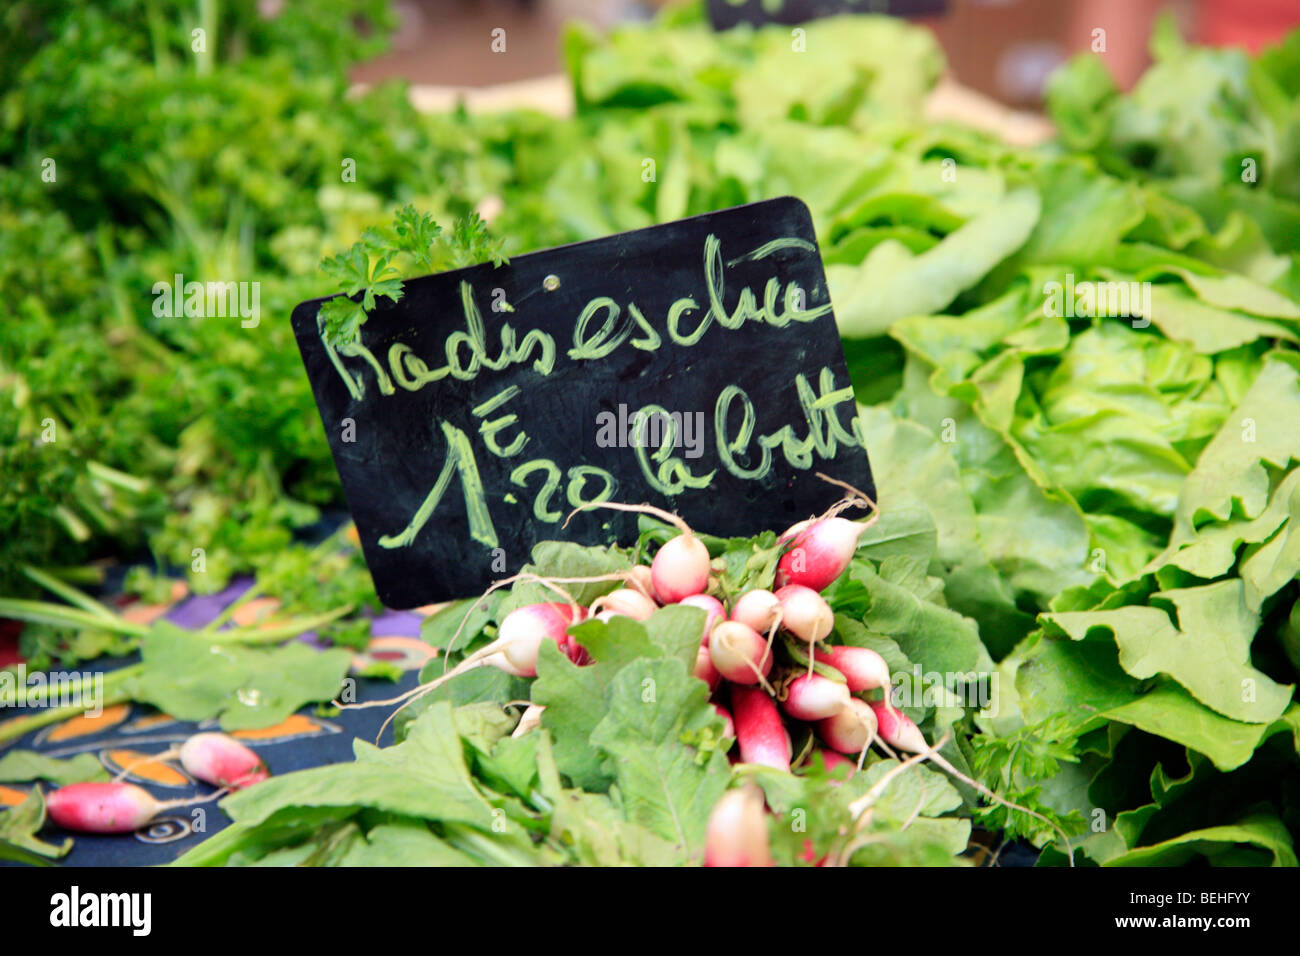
[416,504,928,766]
[665,511,927,767]
[427,503,933,858]
[340,496,944,866]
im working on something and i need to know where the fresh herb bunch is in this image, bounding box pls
[0,0,511,606]
[318,205,508,348]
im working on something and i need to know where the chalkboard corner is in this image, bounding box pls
[289,295,327,339]
[768,194,816,230]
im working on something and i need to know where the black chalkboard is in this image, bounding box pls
[708,0,946,30]
[291,198,875,608]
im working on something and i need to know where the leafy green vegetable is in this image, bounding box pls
[590,659,729,855]
[317,205,507,347]
[126,621,352,730]
[829,189,1041,338]
[1042,580,1292,724]
[223,702,497,830]
[0,750,109,785]
[0,788,70,863]
[1104,814,1297,867]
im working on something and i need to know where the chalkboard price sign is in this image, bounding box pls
[291,198,874,608]
[707,0,946,31]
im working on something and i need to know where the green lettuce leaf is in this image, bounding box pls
[1042,579,1292,724]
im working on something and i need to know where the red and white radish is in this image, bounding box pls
[46,782,215,835]
[777,518,814,545]
[694,642,722,691]
[560,635,591,667]
[708,621,773,685]
[776,517,870,592]
[569,502,710,603]
[495,602,587,677]
[626,564,655,599]
[590,587,657,621]
[780,672,851,722]
[714,703,735,740]
[378,599,587,711]
[813,645,890,693]
[705,784,773,867]
[679,593,725,641]
[869,700,928,753]
[816,698,878,755]
[816,748,857,780]
[178,733,268,790]
[341,578,592,739]
[731,685,791,771]
[652,532,710,603]
[775,584,833,644]
[730,589,782,634]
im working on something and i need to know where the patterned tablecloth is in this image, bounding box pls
[0,577,437,866]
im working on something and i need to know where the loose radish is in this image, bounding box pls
[869,700,928,753]
[178,733,268,790]
[496,602,587,677]
[775,584,833,644]
[730,589,782,634]
[714,703,735,740]
[652,532,710,603]
[731,685,791,771]
[591,587,657,621]
[814,645,890,693]
[46,782,215,834]
[679,593,725,641]
[816,698,877,755]
[780,672,851,722]
[709,621,773,685]
[776,517,869,591]
[694,643,722,691]
[705,784,773,867]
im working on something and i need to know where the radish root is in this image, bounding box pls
[814,472,879,517]
[563,500,693,537]
[720,627,776,696]
[155,788,230,813]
